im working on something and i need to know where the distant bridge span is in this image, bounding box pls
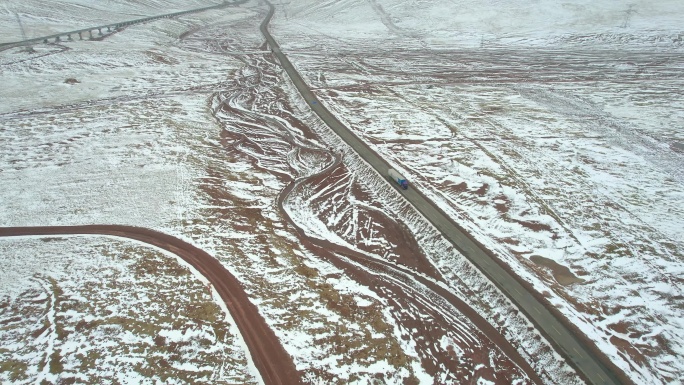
[0,0,248,51]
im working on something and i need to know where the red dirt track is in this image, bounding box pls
[276,164,544,385]
[0,225,301,385]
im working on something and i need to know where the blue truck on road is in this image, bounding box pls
[388,168,408,190]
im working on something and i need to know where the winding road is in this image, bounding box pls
[275,158,545,384]
[0,226,301,385]
[259,1,624,385]
[0,1,628,384]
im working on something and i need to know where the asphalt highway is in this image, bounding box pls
[259,2,623,384]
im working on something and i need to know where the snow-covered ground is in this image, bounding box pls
[270,0,684,384]
[1,1,546,383]
[0,0,225,42]
[0,236,258,384]
[2,0,682,384]
[1,3,268,383]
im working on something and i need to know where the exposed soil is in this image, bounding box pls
[208,27,544,381]
[277,170,544,384]
[302,161,444,280]
[529,255,585,286]
[0,226,300,385]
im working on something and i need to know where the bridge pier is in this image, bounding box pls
[55,36,60,42]
[67,34,72,41]
[98,28,102,36]
[78,32,82,40]
[107,26,111,32]
[89,30,93,39]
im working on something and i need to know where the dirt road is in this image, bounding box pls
[0,225,301,385]
[276,160,545,384]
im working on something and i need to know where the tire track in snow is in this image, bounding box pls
[210,28,542,382]
[259,1,627,384]
[278,165,544,384]
[366,0,423,39]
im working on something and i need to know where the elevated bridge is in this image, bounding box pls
[0,0,248,51]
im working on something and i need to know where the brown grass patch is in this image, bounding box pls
[529,255,584,286]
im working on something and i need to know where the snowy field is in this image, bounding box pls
[2,0,682,384]
[0,236,258,384]
[270,0,684,384]
[0,0,225,42]
[1,0,559,384]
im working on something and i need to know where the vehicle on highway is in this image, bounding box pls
[388,168,408,189]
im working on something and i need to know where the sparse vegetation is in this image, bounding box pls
[0,238,253,384]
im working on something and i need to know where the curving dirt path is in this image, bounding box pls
[211,44,544,380]
[208,7,544,380]
[0,225,301,385]
[275,153,544,384]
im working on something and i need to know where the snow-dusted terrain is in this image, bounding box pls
[1,0,549,383]
[0,236,258,384]
[0,0,223,42]
[2,0,682,384]
[269,0,684,384]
